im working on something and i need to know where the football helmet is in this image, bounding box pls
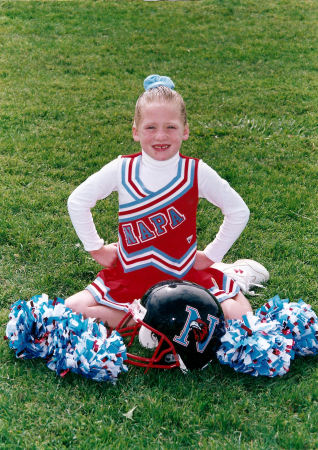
[116,280,225,372]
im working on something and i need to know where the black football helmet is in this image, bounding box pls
[116,280,225,371]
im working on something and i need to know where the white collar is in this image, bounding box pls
[141,149,180,169]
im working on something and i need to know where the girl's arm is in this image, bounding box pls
[67,158,119,258]
[197,160,250,267]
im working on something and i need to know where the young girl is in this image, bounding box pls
[66,74,258,328]
[7,75,317,380]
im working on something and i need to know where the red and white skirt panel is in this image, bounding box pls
[86,265,240,312]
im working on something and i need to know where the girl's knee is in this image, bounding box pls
[220,292,252,321]
[65,290,96,310]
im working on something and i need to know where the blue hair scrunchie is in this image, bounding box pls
[143,74,175,91]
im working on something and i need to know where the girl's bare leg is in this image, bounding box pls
[65,290,135,329]
[65,289,251,328]
[220,291,252,321]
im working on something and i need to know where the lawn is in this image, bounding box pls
[0,0,318,448]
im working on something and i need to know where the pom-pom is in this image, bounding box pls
[143,74,175,91]
[217,312,295,377]
[217,295,318,377]
[5,294,65,359]
[256,295,318,356]
[5,295,128,383]
[47,317,128,382]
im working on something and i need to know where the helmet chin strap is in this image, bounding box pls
[178,355,188,373]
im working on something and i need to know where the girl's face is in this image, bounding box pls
[132,101,189,161]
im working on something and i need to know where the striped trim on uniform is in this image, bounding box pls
[119,155,196,222]
[117,234,197,278]
[86,276,131,312]
[208,274,240,303]
[121,155,147,200]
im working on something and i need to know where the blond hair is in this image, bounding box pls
[134,86,187,127]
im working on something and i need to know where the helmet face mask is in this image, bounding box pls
[115,313,181,372]
[116,280,225,372]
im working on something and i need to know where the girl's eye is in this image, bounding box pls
[168,126,176,129]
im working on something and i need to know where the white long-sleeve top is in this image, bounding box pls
[68,151,250,263]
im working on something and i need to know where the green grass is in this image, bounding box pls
[1,0,318,448]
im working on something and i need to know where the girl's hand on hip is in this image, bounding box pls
[193,251,214,271]
[89,243,118,268]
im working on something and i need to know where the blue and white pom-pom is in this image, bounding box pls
[217,295,318,377]
[5,294,128,383]
[256,295,318,357]
[217,310,295,377]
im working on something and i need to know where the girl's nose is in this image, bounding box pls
[155,128,167,140]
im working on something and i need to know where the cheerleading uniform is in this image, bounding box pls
[68,151,250,310]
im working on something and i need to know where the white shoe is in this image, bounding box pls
[212,259,270,295]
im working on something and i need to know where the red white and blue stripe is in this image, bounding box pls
[119,154,196,222]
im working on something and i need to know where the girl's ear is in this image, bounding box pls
[132,125,140,142]
[182,124,190,141]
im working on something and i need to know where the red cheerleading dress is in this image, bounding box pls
[86,153,240,311]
